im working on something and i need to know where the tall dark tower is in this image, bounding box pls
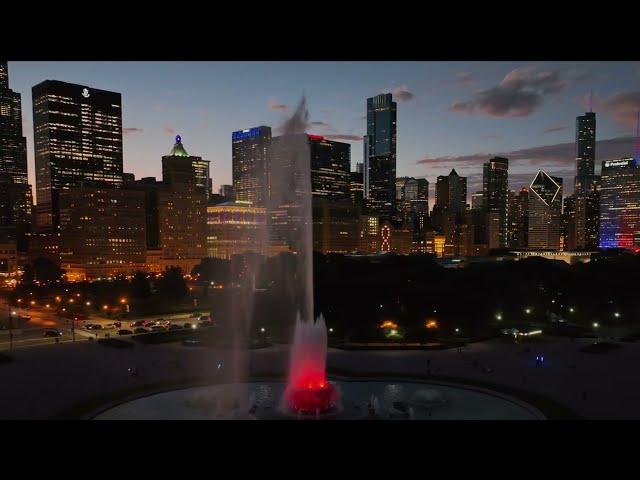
[574,110,599,249]
[483,156,509,249]
[574,111,596,196]
[162,135,211,198]
[364,93,397,217]
[0,61,30,244]
[32,80,123,230]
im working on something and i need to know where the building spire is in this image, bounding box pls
[589,90,593,113]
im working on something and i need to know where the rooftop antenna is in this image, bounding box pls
[634,110,640,162]
[588,90,593,113]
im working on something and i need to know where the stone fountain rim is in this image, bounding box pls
[83,374,548,420]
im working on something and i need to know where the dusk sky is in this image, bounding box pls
[8,61,640,202]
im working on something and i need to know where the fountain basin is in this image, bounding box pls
[93,378,544,420]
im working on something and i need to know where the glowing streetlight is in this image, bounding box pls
[55,296,61,302]
[69,298,74,303]
[593,322,599,329]
[614,312,621,318]
[569,307,574,313]
[103,305,109,310]
[29,300,36,306]
[329,327,334,333]
[455,327,460,333]
[120,298,127,304]
[496,314,502,321]
[46,304,51,309]
[86,301,91,306]
[525,308,531,314]
[260,327,265,333]
[17,299,22,304]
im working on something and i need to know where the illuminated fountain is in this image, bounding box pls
[282,314,340,416]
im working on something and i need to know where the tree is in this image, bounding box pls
[191,257,230,284]
[21,257,64,284]
[156,266,188,300]
[131,271,151,298]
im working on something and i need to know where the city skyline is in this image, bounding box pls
[7,61,640,203]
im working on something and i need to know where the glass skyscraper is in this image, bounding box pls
[599,158,640,250]
[574,111,600,249]
[528,170,563,250]
[483,156,509,249]
[364,93,397,216]
[232,126,271,206]
[32,80,123,230]
[308,134,351,201]
[0,61,30,243]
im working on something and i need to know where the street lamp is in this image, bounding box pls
[614,312,621,319]
[569,307,574,313]
[525,308,531,315]
[495,313,502,321]
[85,301,91,307]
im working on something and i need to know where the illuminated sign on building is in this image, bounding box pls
[232,127,263,141]
[603,159,633,168]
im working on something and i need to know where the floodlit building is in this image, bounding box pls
[528,170,563,250]
[599,158,640,250]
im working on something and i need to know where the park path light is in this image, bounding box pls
[614,312,621,318]
[103,305,109,310]
[329,327,334,333]
[569,307,575,313]
[525,308,531,314]
[593,322,599,328]
[495,313,502,321]
[86,301,91,306]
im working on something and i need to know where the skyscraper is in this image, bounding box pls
[574,111,600,249]
[528,170,563,250]
[483,156,509,249]
[364,93,397,216]
[431,169,467,255]
[508,187,528,249]
[599,158,640,250]
[0,61,27,187]
[308,134,351,201]
[232,126,271,206]
[162,135,211,197]
[574,111,597,196]
[32,80,123,230]
[0,61,30,243]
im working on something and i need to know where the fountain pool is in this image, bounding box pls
[93,379,544,420]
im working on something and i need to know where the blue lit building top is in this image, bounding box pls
[232,127,266,141]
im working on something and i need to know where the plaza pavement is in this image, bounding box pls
[0,335,637,419]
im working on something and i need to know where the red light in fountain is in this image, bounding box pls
[283,314,340,415]
[284,369,337,414]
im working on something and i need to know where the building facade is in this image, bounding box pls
[206,201,267,259]
[58,186,146,280]
[364,93,397,216]
[483,156,509,249]
[308,135,351,201]
[32,80,123,230]
[599,158,640,250]
[528,170,563,250]
[232,126,271,206]
[162,135,211,198]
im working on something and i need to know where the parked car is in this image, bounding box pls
[169,324,182,330]
[182,339,202,347]
[189,313,201,318]
[103,323,116,329]
[117,329,133,336]
[113,321,122,328]
[199,315,210,322]
[151,325,166,332]
[43,329,63,337]
[133,327,148,334]
[142,320,157,327]
[199,319,213,327]
[184,322,195,329]
[130,320,145,328]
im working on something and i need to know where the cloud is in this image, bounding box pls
[449,66,568,117]
[392,84,415,102]
[416,136,635,170]
[123,127,144,135]
[543,124,570,134]
[600,91,640,129]
[455,72,476,88]
[267,99,289,112]
[163,125,176,135]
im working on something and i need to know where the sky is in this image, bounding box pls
[7,61,640,203]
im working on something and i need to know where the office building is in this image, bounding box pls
[508,187,529,249]
[308,134,350,201]
[232,126,271,206]
[0,61,30,244]
[364,93,397,216]
[58,186,146,280]
[528,170,563,250]
[206,201,268,259]
[32,80,123,229]
[162,135,211,197]
[599,158,640,249]
[483,156,509,249]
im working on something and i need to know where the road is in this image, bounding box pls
[0,309,211,351]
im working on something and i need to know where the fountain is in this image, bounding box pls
[282,313,340,416]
